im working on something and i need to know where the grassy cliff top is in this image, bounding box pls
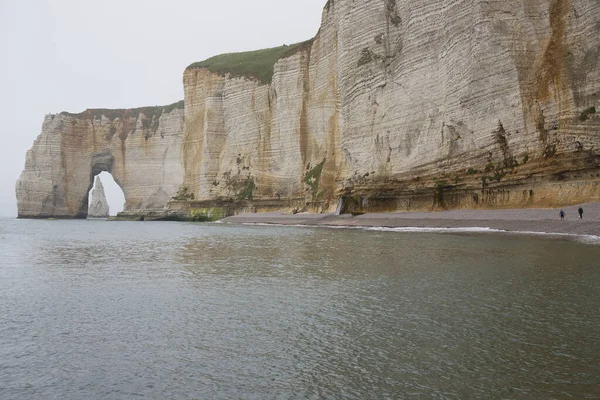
[186,39,313,84]
[60,100,184,121]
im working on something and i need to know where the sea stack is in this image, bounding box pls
[88,176,110,218]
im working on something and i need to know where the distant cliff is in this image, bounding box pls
[17,0,600,219]
[17,103,184,218]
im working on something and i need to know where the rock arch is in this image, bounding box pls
[16,104,185,218]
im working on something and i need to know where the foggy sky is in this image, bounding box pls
[0,0,326,216]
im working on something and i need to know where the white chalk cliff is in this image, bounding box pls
[17,0,600,218]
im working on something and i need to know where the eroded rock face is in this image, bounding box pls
[17,0,600,218]
[17,104,184,218]
[88,176,109,218]
[181,0,600,211]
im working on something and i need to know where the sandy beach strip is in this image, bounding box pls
[220,202,600,238]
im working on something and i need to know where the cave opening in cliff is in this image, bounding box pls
[87,171,125,217]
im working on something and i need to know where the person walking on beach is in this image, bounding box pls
[560,210,565,221]
[578,207,583,219]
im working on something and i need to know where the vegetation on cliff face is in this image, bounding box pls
[220,171,257,201]
[171,186,195,201]
[61,100,184,121]
[304,159,327,201]
[579,107,596,121]
[186,40,313,84]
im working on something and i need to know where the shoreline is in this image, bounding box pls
[220,202,600,239]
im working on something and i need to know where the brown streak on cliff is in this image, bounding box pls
[91,119,97,151]
[322,111,340,200]
[501,0,572,149]
[182,69,207,197]
[118,119,131,181]
[120,136,127,182]
[299,49,312,170]
[536,0,571,104]
[251,86,273,197]
[60,135,68,212]
[531,0,572,147]
[322,34,341,202]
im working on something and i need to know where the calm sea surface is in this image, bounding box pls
[0,219,599,399]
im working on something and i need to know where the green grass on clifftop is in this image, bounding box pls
[186,40,313,85]
[61,100,184,121]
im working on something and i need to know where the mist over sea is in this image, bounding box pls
[1,219,599,399]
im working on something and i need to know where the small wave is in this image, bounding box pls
[363,226,503,233]
[575,235,600,245]
[362,226,600,245]
[235,221,600,245]
[507,230,600,245]
[240,222,283,227]
[363,226,600,244]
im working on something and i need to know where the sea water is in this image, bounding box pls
[0,219,599,399]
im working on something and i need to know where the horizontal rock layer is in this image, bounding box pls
[17,0,600,218]
[181,0,600,212]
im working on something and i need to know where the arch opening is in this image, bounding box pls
[87,171,125,218]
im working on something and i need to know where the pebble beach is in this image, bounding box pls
[221,202,600,239]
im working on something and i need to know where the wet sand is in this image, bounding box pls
[221,202,600,238]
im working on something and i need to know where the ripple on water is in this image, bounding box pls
[0,219,599,399]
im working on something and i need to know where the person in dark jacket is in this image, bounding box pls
[560,210,565,221]
[578,207,583,219]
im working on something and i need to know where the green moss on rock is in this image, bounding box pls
[189,207,227,222]
[236,178,256,201]
[222,171,256,201]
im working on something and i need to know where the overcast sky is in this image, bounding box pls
[0,0,326,217]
